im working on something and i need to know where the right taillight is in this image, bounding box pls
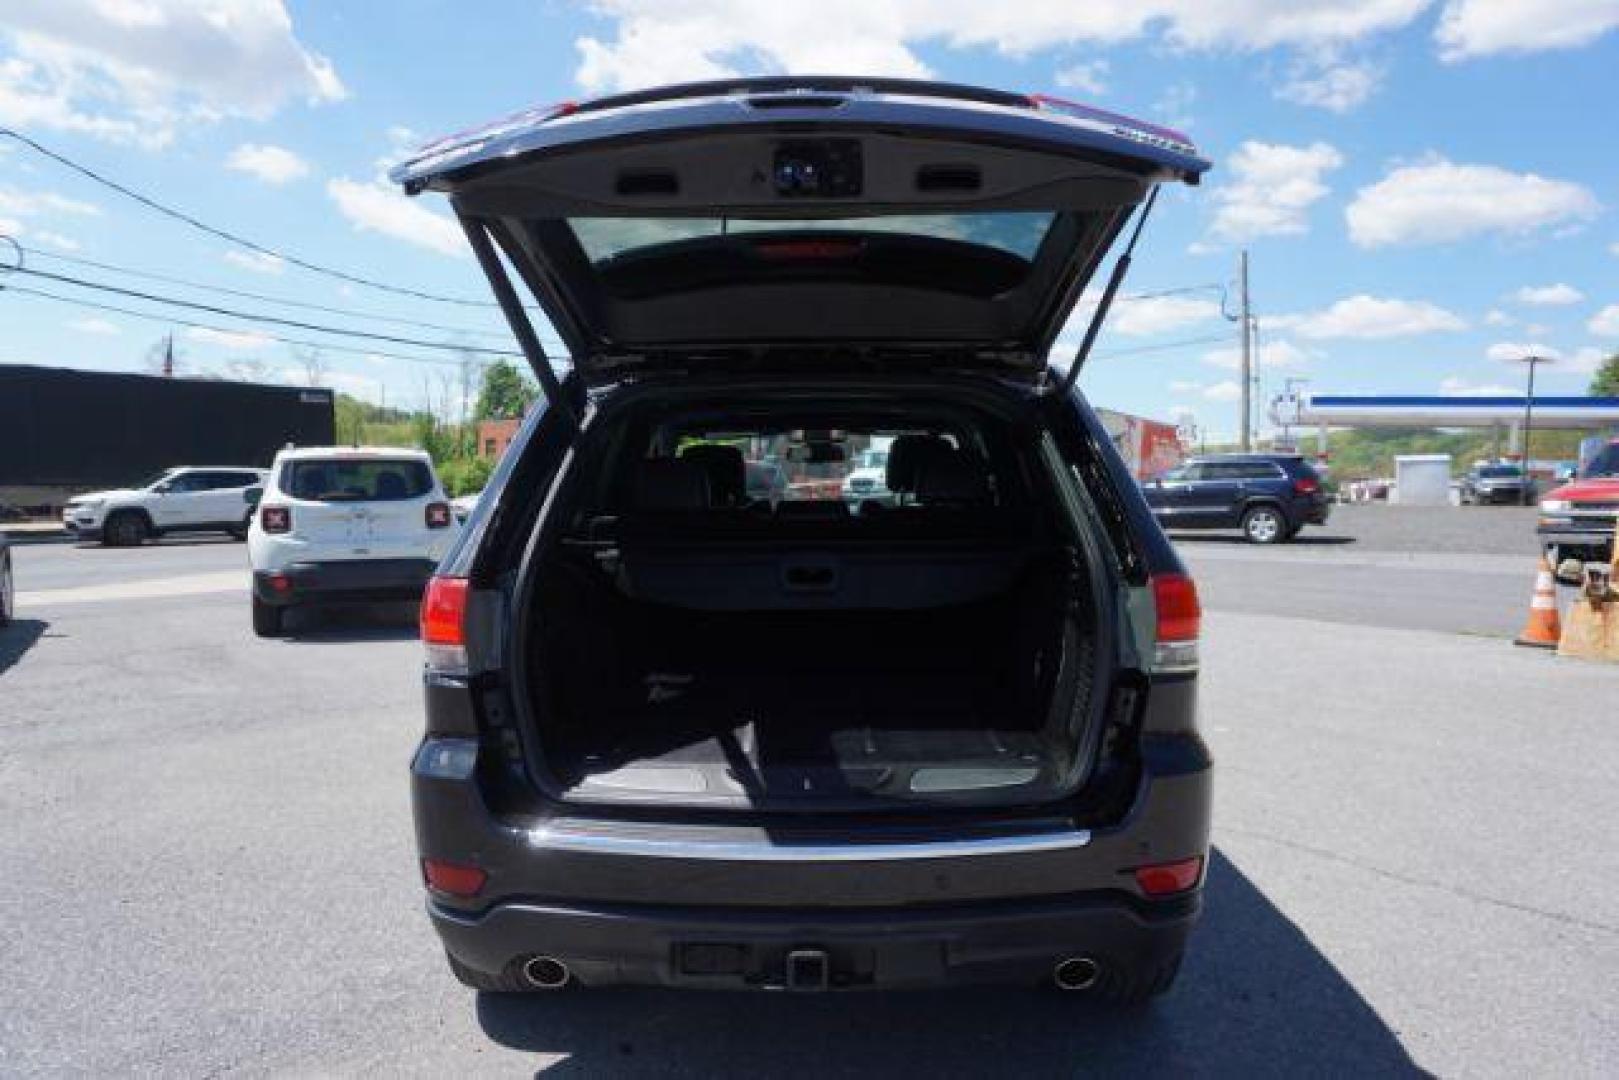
[260,506,291,533]
[1151,573,1201,674]
[425,502,452,528]
[420,575,469,672]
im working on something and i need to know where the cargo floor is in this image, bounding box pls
[550,671,1069,807]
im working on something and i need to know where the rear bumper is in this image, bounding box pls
[431,889,1197,990]
[253,558,435,606]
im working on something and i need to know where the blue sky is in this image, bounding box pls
[2,1,1616,440]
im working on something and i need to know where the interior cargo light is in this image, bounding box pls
[1151,573,1200,673]
[420,576,469,672]
[422,858,486,898]
[1133,855,1204,897]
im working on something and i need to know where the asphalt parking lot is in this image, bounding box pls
[2,509,1616,1077]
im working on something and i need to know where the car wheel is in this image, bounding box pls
[1241,506,1285,544]
[0,550,13,626]
[104,511,146,547]
[252,595,285,638]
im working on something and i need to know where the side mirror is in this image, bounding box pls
[153,482,173,494]
[243,487,263,507]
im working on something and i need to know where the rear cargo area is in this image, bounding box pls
[516,395,1112,811]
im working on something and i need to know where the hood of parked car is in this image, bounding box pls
[390,77,1209,385]
[1543,477,1619,503]
[68,488,136,505]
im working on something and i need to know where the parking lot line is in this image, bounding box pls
[17,571,245,606]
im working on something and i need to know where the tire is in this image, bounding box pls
[1094,952,1183,1007]
[251,595,285,638]
[445,952,543,993]
[1241,505,1285,545]
[104,511,147,547]
[0,551,13,627]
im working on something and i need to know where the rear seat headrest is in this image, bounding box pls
[678,443,746,506]
[885,433,953,493]
[634,458,710,511]
[916,452,991,504]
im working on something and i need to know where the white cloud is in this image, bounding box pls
[1436,0,1619,61]
[1485,342,1562,362]
[1202,339,1315,370]
[1114,295,1223,337]
[0,0,345,147]
[1054,59,1109,95]
[1440,376,1519,396]
[326,177,466,259]
[1346,156,1600,248]
[224,250,286,275]
[572,2,1433,93]
[31,229,79,251]
[68,316,118,335]
[225,143,309,185]
[1611,241,1619,256]
[185,327,273,351]
[1278,294,1467,339]
[0,187,100,218]
[1151,80,1197,130]
[1590,304,1619,337]
[1511,283,1584,306]
[1207,140,1343,243]
[1169,379,1203,393]
[1569,346,1611,374]
[1484,309,1514,327]
[1276,49,1383,112]
[1203,380,1242,402]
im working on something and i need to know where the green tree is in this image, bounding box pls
[474,360,537,421]
[1590,352,1619,397]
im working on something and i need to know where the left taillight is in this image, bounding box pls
[426,502,452,528]
[1151,573,1200,674]
[260,505,291,534]
[1293,476,1320,495]
[420,576,468,672]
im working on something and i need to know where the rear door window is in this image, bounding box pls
[285,459,434,501]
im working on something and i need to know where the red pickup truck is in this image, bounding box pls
[1538,439,1619,580]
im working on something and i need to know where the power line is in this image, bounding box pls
[1,126,499,308]
[1091,332,1230,360]
[6,283,483,369]
[9,264,534,358]
[17,244,518,340]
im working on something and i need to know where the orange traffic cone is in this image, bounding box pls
[1514,554,1562,649]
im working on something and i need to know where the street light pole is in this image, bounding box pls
[1516,354,1554,506]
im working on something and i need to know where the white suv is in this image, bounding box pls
[247,446,459,637]
[63,466,268,546]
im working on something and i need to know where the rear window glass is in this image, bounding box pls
[569,213,1056,264]
[1479,465,1521,478]
[284,459,434,502]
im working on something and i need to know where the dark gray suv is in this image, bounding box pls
[1145,453,1329,543]
[396,78,1212,1002]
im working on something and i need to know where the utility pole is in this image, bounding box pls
[1239,250,1252,451]
[1515,353,1556,506]
[162,332,174,378]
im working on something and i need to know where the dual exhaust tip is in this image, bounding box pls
[1053,956,1101,992]
[521,955,571,990]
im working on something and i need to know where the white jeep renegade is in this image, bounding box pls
[63,466,268,546]
[247,446,459,637]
